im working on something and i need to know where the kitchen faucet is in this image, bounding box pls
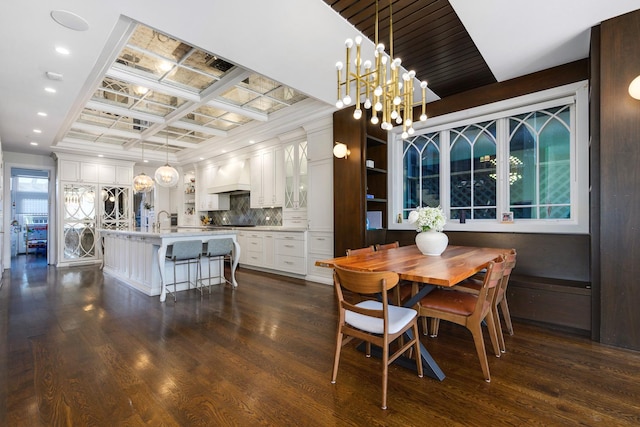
[155,210,170,231]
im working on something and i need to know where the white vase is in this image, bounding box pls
[415,230,448,256]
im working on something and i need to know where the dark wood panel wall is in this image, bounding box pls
[598,10,640,351]
[333,107,366,257]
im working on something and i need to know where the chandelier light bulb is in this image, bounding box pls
[363,60,372,69]
[393,58,402,67]
[420,81,428,89]
[393,96,401,105]
[396,116,403,124]
[405,118,413,127]
[364,98,372,109]
[374,86,383,97]
[336,99,344,108]
[355,36,362,45]
[371,116,379,125]
[408,70,416,79]
[403,72,411,81]
[336,61,343,70]
[408,127,415,135]
[376,43,385,53]
[374,101,383,111]
[391,110,398,120]
[420,114,427,121]
[381,56,388,65]
[353,108,362,119]
[345,38,353,48]
[402,131,409,139]
[343,95,352,105]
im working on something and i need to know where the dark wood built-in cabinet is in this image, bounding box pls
[333,108,390,257]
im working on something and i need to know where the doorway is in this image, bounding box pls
[10,168,50,267]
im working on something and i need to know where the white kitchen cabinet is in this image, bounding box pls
[283,141,308,227]
[306,231,334,284]
[236,231,248,265]
[263,232,275,268]
[250,148,284,208]
[307,159,333,232]
[99,164,133,185]
[275,231,307,275]
[59,159,98,182]
[284,141,307,210]
[244,231,264,266]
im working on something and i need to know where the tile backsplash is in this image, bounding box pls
[207,193,282,226]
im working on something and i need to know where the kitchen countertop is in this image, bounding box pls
[184,225,309,232]
[99,227,239,238]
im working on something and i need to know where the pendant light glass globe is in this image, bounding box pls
[154,133,179,188]
[133,172,154,193]
[154,164,179,187]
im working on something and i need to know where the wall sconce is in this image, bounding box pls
[333,142,350,159]
[629,75,640,100]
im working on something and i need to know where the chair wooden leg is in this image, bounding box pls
[381,341,389,410]
[422,317,428,335]
[469,324,491,382]
[484,312,501,358]
[500,298,514,335]
[428,318,440,337]
[331,332,344,384]
[494,307,506,353]
[365,342,372,357]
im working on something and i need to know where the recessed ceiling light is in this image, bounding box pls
[30,142,39,146]
[33,129,42,134]
[45,87,56,93]
[55,46,70,55]
[50,10,89,31]
[199,157,204,160]
[221,150,227,154]
[97,154,104,158]
[249,140,255,144]
[37,112,48,117]
[143,159,149,163]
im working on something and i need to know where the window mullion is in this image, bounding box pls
[496,118,509,217]
[440,130,451,216]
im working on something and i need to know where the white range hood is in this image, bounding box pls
[207,159,251,194]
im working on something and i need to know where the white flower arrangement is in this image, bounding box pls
[407,206,446,232]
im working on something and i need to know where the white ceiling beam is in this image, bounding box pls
[207,99,268,122]
[85,100,166,124]
[106,67,201,102]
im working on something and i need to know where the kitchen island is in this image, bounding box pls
[100,228,240,302]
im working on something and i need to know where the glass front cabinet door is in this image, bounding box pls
[284,140,308,210]
[62,183,98,261]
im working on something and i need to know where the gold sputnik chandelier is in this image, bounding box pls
[335,0,428,139]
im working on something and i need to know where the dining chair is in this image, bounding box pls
[331,265,423,410]
[374,241,411,305]
[346,245,375,256]
[453,249,517,353]
[165,240,203,301]
[375,241,399,251]
[201,238,234,293]
[416,256,506,382]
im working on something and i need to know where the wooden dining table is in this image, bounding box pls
[316,244,510,381]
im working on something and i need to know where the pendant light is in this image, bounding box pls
[133,141,154,193]
[154,133,179,187]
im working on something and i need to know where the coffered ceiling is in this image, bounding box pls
[1,0,638,166]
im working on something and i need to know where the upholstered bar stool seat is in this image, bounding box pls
[165,240,203,301]
[201,238,234,293]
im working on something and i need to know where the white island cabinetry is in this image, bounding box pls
[101,228,240,301]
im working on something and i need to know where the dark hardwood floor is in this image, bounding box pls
[1,255,639,426]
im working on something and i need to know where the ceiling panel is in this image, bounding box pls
[323,0,497,98]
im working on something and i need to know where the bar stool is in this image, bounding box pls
[165,240,203,301]
[201,238,234,293]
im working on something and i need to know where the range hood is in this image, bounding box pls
[207,160,251,194]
